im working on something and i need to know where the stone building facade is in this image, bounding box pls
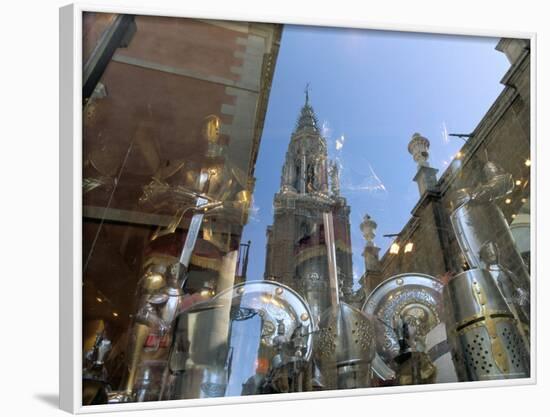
[264,93,354,322]
[82,13,282,348]
[361,38,531,296]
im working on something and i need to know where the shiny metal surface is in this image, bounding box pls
[370,354,396,380]
[451,186,531,328]
[133,360,168,402]
[179,197,209,268]
[316,303,375,366]
[451,197,530,290]
[510,212,530,271]
[444,269,529,381]
[362,273,444,379]
[446,269,509,321]
[298,265,331,328]
[314,302,376,389]
[487,266,530,328]
[323,212,340,306]
[168,281,314,399]
[121,262,187,400]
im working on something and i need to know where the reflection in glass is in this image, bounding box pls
[80,13,532,405]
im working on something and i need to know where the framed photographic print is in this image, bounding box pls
[59,2,536,413]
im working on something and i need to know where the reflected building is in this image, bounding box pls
[264,92,354,323]
[360,38,531,296]
[81,13,282,400]
[78,18,532,402]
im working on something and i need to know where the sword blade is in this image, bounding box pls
[179,197,209,268]
[323,211,340,306]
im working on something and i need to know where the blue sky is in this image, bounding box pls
[241,25,510,287]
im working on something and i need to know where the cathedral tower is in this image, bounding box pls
[264,89,354,323]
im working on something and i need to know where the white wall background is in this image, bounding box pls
[1,0,547,415]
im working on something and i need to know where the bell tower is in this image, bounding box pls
[265,88,355,323]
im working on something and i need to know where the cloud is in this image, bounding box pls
[247,199,261,223]
[336,135,345,151]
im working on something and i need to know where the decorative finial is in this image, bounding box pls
[408,132,431,168]
[304,82,310,104]
[360,214,377,247]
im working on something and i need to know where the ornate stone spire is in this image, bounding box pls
[279,85,330,194]
[294,83,319,134]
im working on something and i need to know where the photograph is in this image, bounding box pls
[78,10,531,408]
